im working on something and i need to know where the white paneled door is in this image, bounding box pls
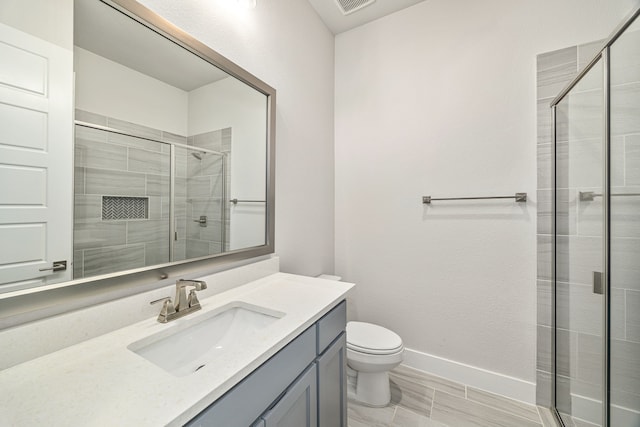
[0,22,73,290]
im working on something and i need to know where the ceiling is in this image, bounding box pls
[307,0,427,34]
[74,0,428,89]
[74,0,229,92]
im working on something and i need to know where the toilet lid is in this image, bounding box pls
[346,321,403,355]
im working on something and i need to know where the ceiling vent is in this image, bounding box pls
[334,0,376,15]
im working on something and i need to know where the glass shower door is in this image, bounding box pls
[173,145,227,262]
[554,57,606,426]
[609,14,640,427]
[552,7,640,426]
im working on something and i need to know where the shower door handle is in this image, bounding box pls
[593,271,604,295]
[193,215,207,227]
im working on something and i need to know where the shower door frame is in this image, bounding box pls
[549,5,640,426]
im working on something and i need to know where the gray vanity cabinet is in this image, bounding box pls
[186,300,346,427]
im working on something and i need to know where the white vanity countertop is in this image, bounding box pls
[0,273,354,427]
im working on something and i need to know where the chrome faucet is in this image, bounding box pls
[151,279,208,323]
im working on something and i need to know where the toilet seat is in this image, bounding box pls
[346,321,403,355]
[347,342,404,355]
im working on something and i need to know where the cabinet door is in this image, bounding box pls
[317,333,347,427]
[262,365,317,427]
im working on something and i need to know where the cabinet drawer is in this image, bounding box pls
[316,300,346,355]
[186,326,316,427]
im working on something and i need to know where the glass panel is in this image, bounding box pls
[175,145,227,261]
[555,57,605,426]
[609,14,640,427]
[73,125,170,279]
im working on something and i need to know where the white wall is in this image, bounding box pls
[74,47,189,136]
[0,0,73,50]
[188,77,267,250]
[335,0,636,397]
[138,0,336,276]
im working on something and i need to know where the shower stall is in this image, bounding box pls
[73,115,230,280]
[550,6,640,427]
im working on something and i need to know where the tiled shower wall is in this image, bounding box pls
[73,110,230,279]
[74,110,172,278]
[536,30,640,424]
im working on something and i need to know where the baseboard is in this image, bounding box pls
[403,348,537,405]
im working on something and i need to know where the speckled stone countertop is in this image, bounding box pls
[0,273,354,426]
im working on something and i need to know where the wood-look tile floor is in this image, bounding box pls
[348,365,555,427]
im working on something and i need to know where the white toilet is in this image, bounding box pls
[346,321,404,407]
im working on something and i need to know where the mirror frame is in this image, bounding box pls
[0,0,275,328]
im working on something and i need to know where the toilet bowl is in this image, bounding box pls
[346,321,404,407]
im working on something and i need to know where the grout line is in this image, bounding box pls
[535,406,544,425]
[623,135,627,188]
[80,249,85,279]
[466,395,545,426]
[623,289,627,340]
[429,387,435,418]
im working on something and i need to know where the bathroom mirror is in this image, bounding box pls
[0,0,275,302]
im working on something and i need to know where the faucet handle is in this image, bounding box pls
[151,297,176,323]
[187,289,202,309]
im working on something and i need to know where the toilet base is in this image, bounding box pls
[348,370,392,407]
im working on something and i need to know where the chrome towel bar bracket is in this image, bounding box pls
[422,193,527,204]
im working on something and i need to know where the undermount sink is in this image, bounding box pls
[128,301,285,377]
